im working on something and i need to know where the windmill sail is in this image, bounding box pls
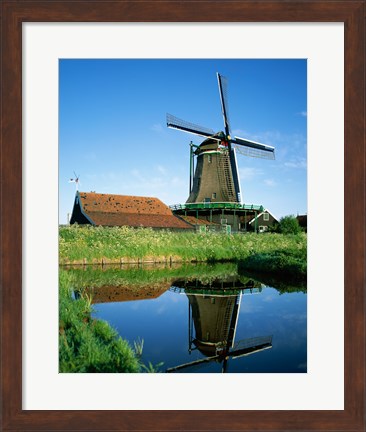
[229,147,242,202]
[217,73,231,137]
[233,136,275,160]
[166,113,215,139]
[166,335,273,373]
[217,73,242,201]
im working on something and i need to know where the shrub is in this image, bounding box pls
[277,215,302,235]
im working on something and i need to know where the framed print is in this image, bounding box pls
[1,1,365,431]
[24,23,340,410]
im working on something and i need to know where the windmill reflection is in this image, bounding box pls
[73,267,274,373]
[167,276,273,373]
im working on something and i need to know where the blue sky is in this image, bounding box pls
[59,59,307,224]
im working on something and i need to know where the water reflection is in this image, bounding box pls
[167,286,273,373]
[67,262,306,373]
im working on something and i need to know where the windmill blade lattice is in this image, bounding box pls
[233,143,275,160]
[166,113,215,138]
[166,335,273,373]
[233,136,275,160]
[232,335,273,352]
[217,73,231,137]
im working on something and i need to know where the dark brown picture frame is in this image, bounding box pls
[1,1,365,431]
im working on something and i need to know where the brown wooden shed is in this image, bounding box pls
[70,192,193,230]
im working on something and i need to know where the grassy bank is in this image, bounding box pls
[59,270,141,372]
[59,226,307,277]
[239,250,307,280]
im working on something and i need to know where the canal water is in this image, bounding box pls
[68,262,307,373]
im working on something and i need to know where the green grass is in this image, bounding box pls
[59,226,307,278]
[59,270,141,373]
[239,249,307,279]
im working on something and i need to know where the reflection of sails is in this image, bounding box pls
[167,276,273,373]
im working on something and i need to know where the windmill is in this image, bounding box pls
[69,171,81,191]
[167,287,273,373]
[167,73,275,204]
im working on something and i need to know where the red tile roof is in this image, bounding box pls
[78,192,192,230]
[87,283,171,303]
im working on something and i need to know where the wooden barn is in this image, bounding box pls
[69,192,192,230]
[246,209,278,233]
[296,214,307,232]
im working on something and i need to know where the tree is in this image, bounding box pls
[278,215,302,234]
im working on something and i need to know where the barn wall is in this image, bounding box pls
[70,196,93,225]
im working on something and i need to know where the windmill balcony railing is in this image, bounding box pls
[170,202,264,211]
[169,286,263,296]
